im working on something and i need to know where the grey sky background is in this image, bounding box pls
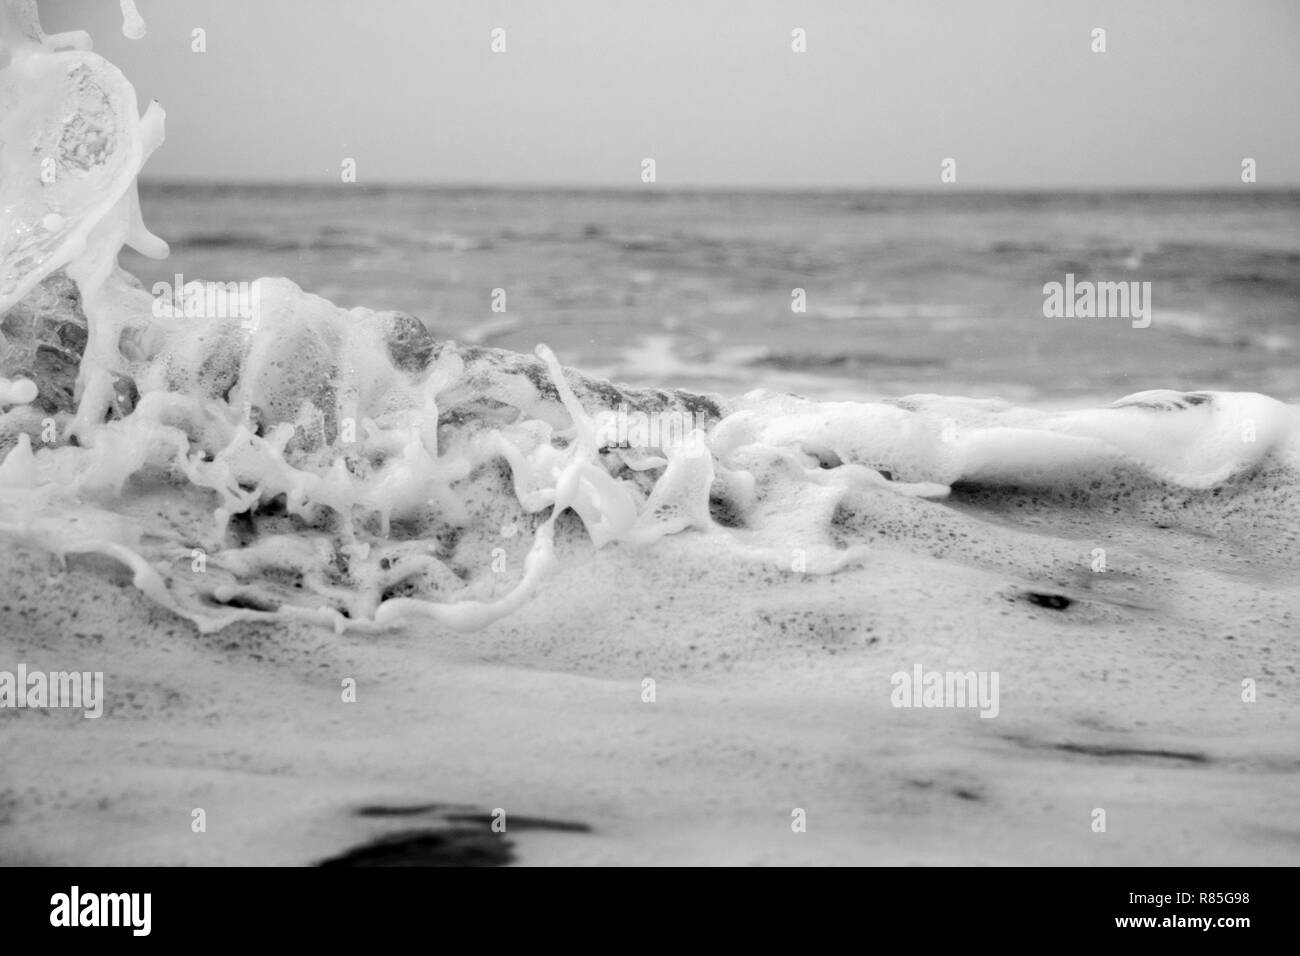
[44,0,1300,189]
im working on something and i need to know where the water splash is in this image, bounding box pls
[119,0,146,40]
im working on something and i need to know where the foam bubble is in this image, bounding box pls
[0,375,38,406]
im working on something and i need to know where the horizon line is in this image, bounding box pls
[137,178,1300,195]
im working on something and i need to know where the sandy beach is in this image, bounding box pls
[3,451,1296,865]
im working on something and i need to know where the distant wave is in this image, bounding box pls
[173,230,489,254]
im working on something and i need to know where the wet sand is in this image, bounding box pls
[2,472,1296,866]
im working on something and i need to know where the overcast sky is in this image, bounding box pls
[45,0,1300,188]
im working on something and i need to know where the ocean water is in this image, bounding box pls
[124,185,1300,406]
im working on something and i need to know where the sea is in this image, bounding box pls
[122,185,1300,407]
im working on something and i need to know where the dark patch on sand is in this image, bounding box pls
[708,495,747,528]
[318,828,511,867]
[1024,591,1073,610]
[1006,736,1208,764]
[321,803,592,866]
[1052,742,1209,763]
[906,779,984,803]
